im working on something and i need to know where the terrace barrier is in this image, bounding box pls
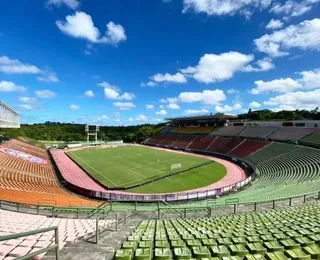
[49,144,255,202]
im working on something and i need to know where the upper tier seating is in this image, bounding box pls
[211,126,244,136]
[188,136,216,151]
[172,126,215,134]
[239,126,278,139]
[207,137,244,154]
[300,130,320,146]
[2,139,48,160]
[160,135,180,146]
[268,127,317,141]
[0,209,113,259]
[0,142,100,207]
[115,201,320,260]
[229,139,271,158]
[172,136,196,148]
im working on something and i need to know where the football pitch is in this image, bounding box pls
[68,146,226,193]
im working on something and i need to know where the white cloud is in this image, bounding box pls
[215,103,242,112]
[19,97,37,103]
[156,109,167,115]
[147,81,157,87]
[181,52,254,84]
[227,88,240,94]
[70,104,80,110]
[99,81,135,100]
[46,0,80,9]
[298,68,320,89]
[135,114,148,121]
[242,57,274,72]
[270,0,320,19]
[36,71,59,83]
[113,102,135,110]
[254,18,320,57]
[18,104,33,111]
[85,90,94,97]
[162,0,172,2]
[263,89,320,110]
[251,78,301,94]
[159,105,165,109]
[0,81,26,92]
[151,72,187,84]
[159,98,167,103]
[249,101,261,108]
[146,104,154,109]
[0,56,41,74]
[56,12,127,45]
[35,90,56,98]
[179,89,226,105]
[167,103,180,110]
[182,0,271,18]
[266,19,283,30]
[183,108,209,115]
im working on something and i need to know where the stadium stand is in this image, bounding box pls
[207,137,244,154]
[115,201,320,260]
[0,142,100,207]
[160,135,180,146]
[211,126,244,136]
[229,139,271,158]
[300,130,320,146]
[268,127,317,141]
[172,135,196,148]
[172,126,215,134]
[0,209,113,259]
[239,126,278,139]
[145,135,166,145]
[188,136,216,151]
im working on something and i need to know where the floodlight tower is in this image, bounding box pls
[85,124,99,142]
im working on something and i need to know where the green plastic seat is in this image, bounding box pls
[174,247,192,260]
[192,246,211,259]
[261,235,276,242]
[202,239,217,247]
[247,236,262,243]
[280,239,300,249]
[247,243,267,254]
[182,234,194,240]
[169,234,181,241]
[274,233,289,240]
[245,254,266,260]
[211,245,230,257]
[285,248,311,260]
[123,241,138,250]
[171,240,186,248]
[232,237,247,245]
[187,239,202,247]
[229,244,249,257]
[264,241,284,252]
[294,237,315,247]
[128,235,141,242]
[302,244,320,259]
[265,252,290,260]
[195,234,208,239]
[218,238,233,246]
[308,235,320,245]
[135,248,152,260]
[155,248,172,260]
[155,241,170,248]
[115,249,134,260]
[286,231,303,239]
[139,241,153,248]
[156,235,168,241]
[141,235,153,241]
[221,257,242,260]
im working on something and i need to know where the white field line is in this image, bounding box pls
[128,168,145,178]
[69,151,118,187]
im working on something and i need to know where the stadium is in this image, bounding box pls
[1,100,320,260]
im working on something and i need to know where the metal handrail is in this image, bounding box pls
[0,226,59,260]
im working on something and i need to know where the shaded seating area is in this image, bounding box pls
[188,136,216,151]
[239,126,278,139]
[229,139,271,158]
[172,126,215,134]
[160,135,180,146]
[211,126,244,136]
[172,136,196,148]
[145,135,166,145]
[268,127,317,141]
[115,201,320,260]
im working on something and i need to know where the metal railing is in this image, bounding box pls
[0,226,59,260]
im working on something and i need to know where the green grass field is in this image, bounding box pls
[68,146,226,193]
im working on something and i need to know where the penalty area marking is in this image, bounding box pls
[69,151,118,187]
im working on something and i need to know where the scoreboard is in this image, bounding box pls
[85,125,99,132]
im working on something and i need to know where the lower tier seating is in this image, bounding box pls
[300,130,320,146]
[188,136,216,151]
[0,209,114,259]
[160,135,180,146]
[268,127,317,141]
[172,136,196,148]
[146,135,166,145]
[230,140,271,158]
[116,201,320,260]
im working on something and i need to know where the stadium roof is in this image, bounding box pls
[0,101,20,116]
[166,114,238,121]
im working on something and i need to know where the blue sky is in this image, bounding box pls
[0,0,320,125]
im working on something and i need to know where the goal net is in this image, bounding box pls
[171,163,182,171]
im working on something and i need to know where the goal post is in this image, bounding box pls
[171,163,182,171]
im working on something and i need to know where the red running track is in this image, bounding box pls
[50,146,246,196]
